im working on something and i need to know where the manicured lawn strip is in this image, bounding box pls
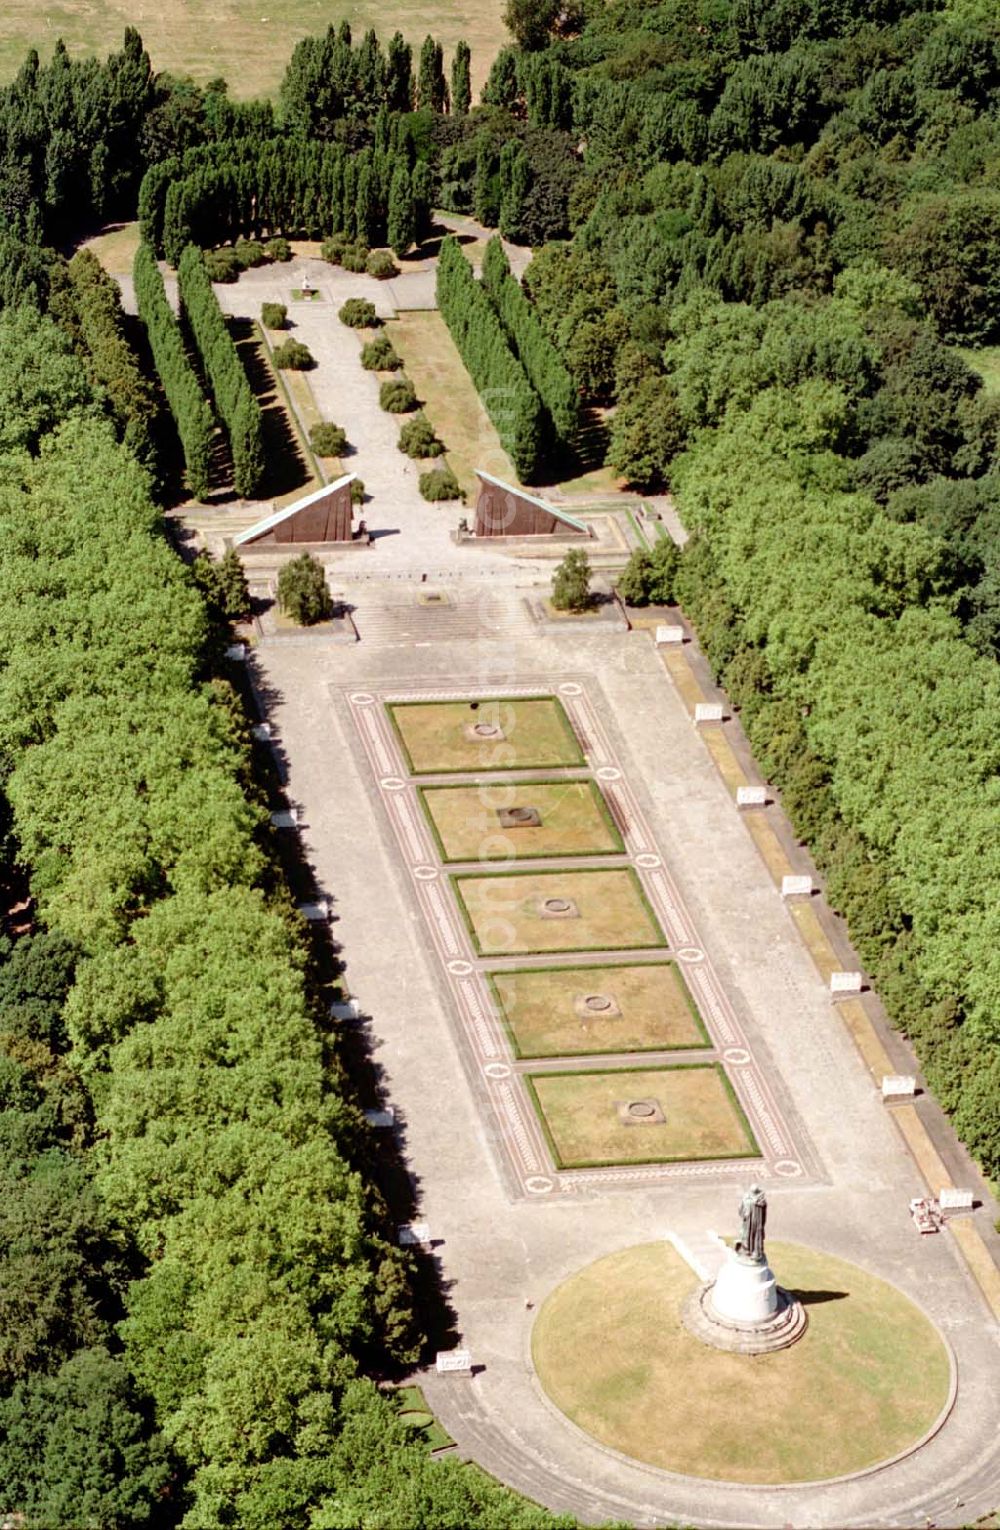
[386,696,585,775]
[532,1241,952,1483]
[418,778,625,863]
[488,960,709,1058]
[526,1062,760,1168]
[450,866,667,956]
[387,309,516,500]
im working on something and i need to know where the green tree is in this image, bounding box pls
[617,536,680,606]
[0,1349,175,1528]
[503,0,560,52]
[551,547,591,611]
[277,553,333,625]
[452,41,472,115]
[387,163,415,257]
[608,378,687,489]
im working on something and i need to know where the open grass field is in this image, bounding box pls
[388,697,584,775]
[527,1064,756,1167]
[452,868,666,956]
[532,1240,952,1482]
[387,309,517,501]
[3,3,505,101]
[957,345,1000,397]
[489,961,708,1058]
[419,780,622,863]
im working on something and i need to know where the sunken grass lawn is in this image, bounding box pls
[3,3,504,101]
[527,1063,756,1167]
[532,1241,952,1483]
[452,868,665,956]
[489,961,708,1057]
[387,310,517,500]
[419,779,622,863]
[388,697,584,775]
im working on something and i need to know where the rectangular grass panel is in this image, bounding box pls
[527,1064,759,1168]
[388,696,584,775]
[489,962,709,1058]
[419,778,623,862]
[451,868,666,955]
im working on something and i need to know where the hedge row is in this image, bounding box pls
[143,135,432,266]
[0,412,420,1521]
[436,235,543,480]
[177,244,263,497]
[480,235,577,442]
[64,249,159,474]
[133,242,213,500]
[671,395,1000,1178]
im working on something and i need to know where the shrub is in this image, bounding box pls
[339,298,379,329]
[265,237,292,262]
[380,377,417,413]
[367,249,398,280]
[341,243,370,273]
[616,535,680,606]
[261,302,287,331]
[310,421,348,457]
[360,335,402,371]
[203,247,241,283]
[419,466,462,501]
[398,413,444,458]
[234,238,267,269]
[273,337,314,370]
[552,548,592,611]
[350,477,365,504]
[277,552,333,625]
[321,234,348,264]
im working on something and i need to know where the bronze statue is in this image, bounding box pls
[736,1184,767,1262]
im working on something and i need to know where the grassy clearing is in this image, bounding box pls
[532,1240,951,1482]
[82,222,140,275]
[489,961,708,1057]
[527,1063,756,1167]
[451,868,666,956]
[419,779,622,863]
[3,3,505,101]
[957,345,1000,397]
[388,697,584,775]
[387,310,516,500]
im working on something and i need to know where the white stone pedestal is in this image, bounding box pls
[683,1250,808,1354]
[710,1253,779,1324]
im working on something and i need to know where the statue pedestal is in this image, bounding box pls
[711,1253,780,1324]
[683,1250,807,1355]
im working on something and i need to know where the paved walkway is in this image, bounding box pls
[252,617,1000,1529]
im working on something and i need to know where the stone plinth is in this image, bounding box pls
[684,1252,807,1354]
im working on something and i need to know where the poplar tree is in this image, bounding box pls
[451,41,472,115]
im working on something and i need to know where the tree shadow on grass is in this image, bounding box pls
[788,1288,849,1305]
[231,316,313,501]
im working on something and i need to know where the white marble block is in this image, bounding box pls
[364,1107,395,1128]
[298,899,330,922]
[781,874,813,898]
[435,1350,472,1374]
[225,642,246,661]
[881,1074,916,1101]
[656,625,684,645]
[398,1222,431,1246]
[270,808,299,828]
[694,702,724,723]
[939,1187,973,1212]
[736,785,766,808]
[829,970,863,995]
